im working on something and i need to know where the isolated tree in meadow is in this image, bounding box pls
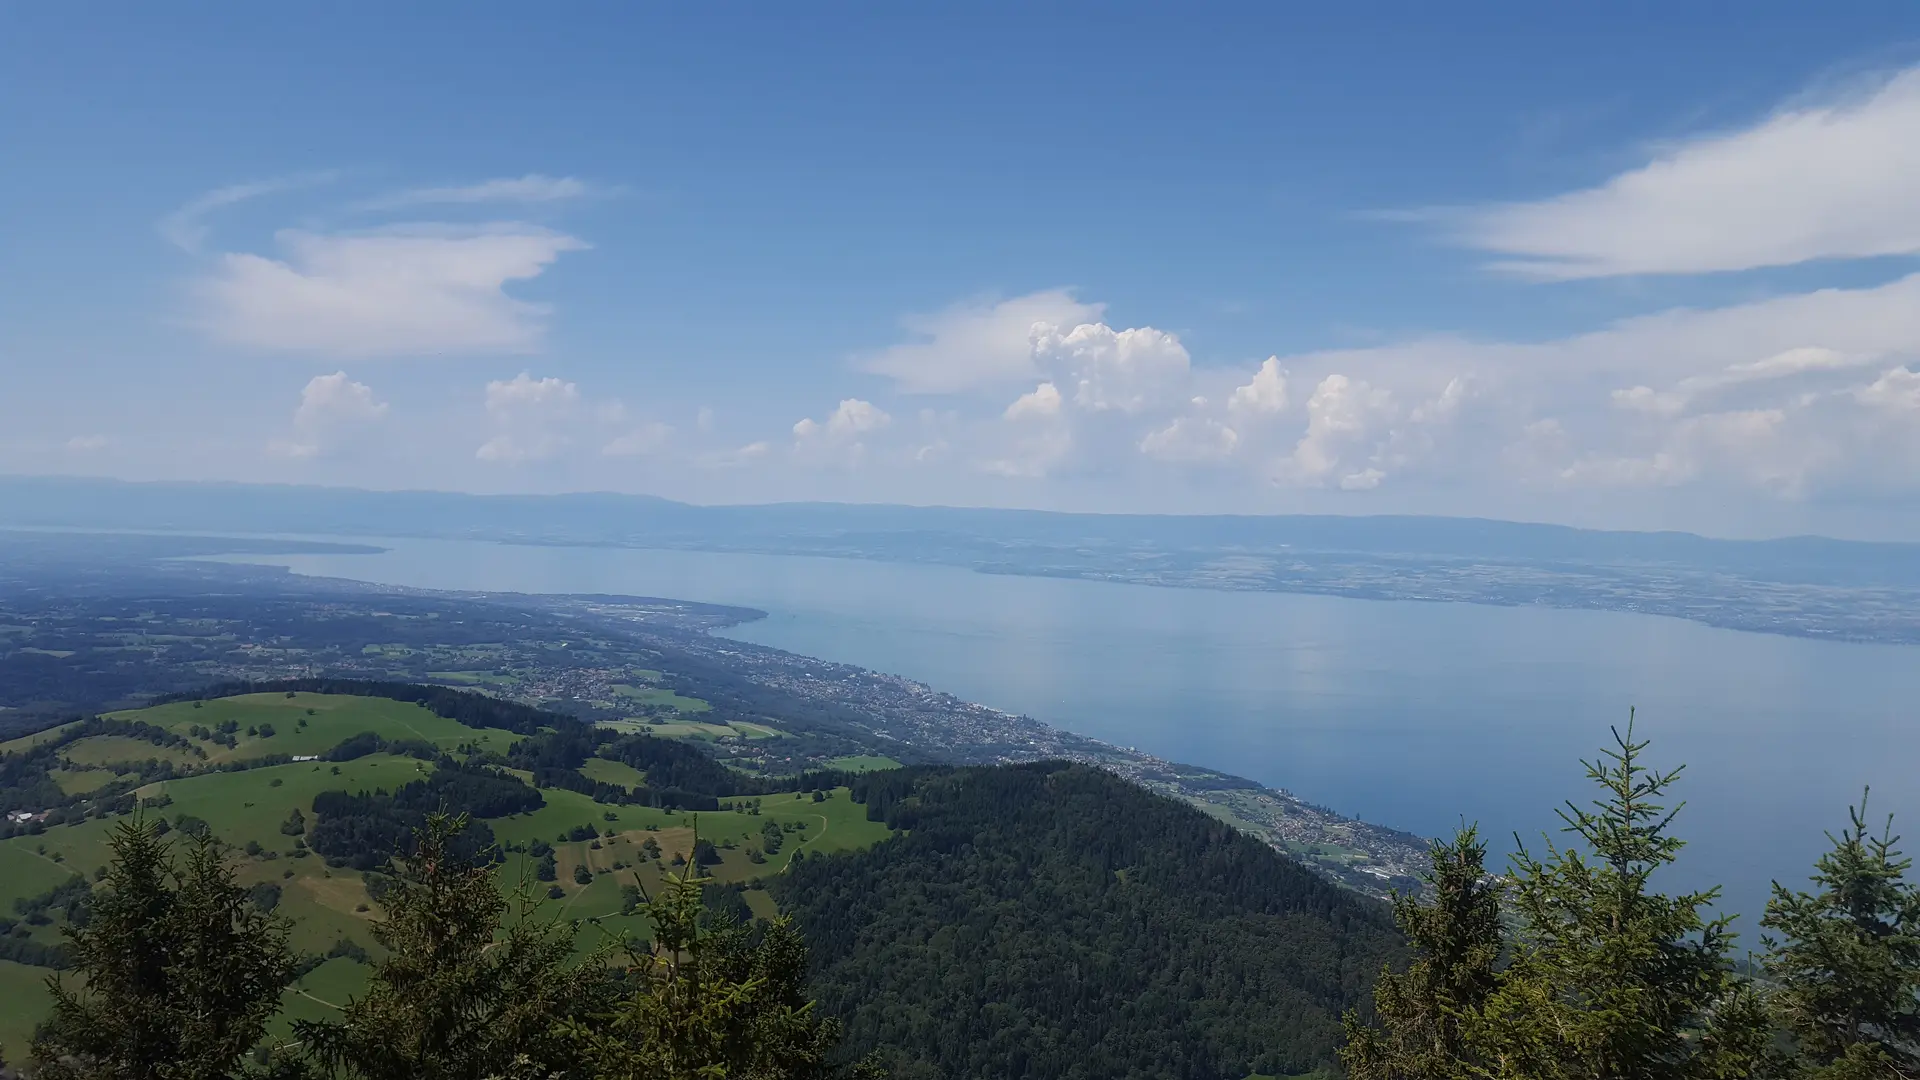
[32,817,295,1080]
[1763,790,1920,1079]
[1469,715,1771,1080]
[1341,825,1505,1080]
[295,814,613,1080]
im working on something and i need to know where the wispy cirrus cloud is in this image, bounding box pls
[193,224,588,357]
[157,171,338,253]
[354,174,592,212]
[1434,67,1920,278]
[164,173,593,357]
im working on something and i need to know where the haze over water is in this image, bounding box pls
[231,535,1920,926]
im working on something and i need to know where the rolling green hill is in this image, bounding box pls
[2,681,1402,1077]
[0,683,893,1062]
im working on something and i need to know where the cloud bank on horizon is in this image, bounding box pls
[6,17,1920,538]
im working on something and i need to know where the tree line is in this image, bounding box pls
[12,715,1917,1079]
[1342,715,1920,1080]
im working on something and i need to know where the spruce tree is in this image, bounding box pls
[569,860,853,1080]
[1341,825,1505,1080]
[1471,715,1770,1080]
[295,814,612,1080]
[33,817,295,1080]
[1762,790,1920,1079]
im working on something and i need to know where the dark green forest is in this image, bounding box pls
[773,763,1402,1079]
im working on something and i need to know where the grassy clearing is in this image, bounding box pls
[577,757,650,788]
[62,735,203,768]
[426,670,518,688]
[150,756,435,855]
[824,755,903,772]
[50,767,118,795]
[0,720,79,755]
[488,787,893,958]
[0,840,83,898]
[103,692,525,763]
[596,717,783,742]
[266,956,372,1042]
[0,959,58,1062]
[490,787,891,893]
[294,955,367,1009]
[359,644,415,658]
[608,684,710,713]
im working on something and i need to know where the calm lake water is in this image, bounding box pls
[227,535,1920,925]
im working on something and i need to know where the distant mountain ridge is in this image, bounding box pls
[4,474,1917,586]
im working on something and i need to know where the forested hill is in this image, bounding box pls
[774,763,1404,1080]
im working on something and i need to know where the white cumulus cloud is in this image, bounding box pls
[1228,357,1289,415]
[860,290,1103,394]
[1031,321,1192,414]
[270,371,388,459]
[1277,374,1396,488]
[1003,382,1063,421]
[477,372,581,463]
[1140,416,1238,463]
[794,398,891,441]
[793,399,892,466]
[1858,366,1920,412]
[485,372,579,414]
[603,422,674,458]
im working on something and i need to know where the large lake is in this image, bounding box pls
[229,536,1920,925]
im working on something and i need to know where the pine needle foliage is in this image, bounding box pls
[32,817,296,1080]
[1472,713,1770,1080]
[566,856,856,1080]
[293,813,614,1080]
[1341,825,1505,1080]
[1762,790,1920,1080]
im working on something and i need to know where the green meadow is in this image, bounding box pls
[596,717,785,742]
[104,691,526,762]
[0,690,899,1060]
[607,683,711,713]
[0,960,57,1059]
[824,755,905,772]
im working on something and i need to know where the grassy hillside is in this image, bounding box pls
[0,685,894,1062]
[104,691,526,761]
[0,959,56,1061]
[4,688,1398,1077]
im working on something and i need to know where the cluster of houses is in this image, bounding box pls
[5,808,45,825]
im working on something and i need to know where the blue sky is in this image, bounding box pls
[5,5,1920,537]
